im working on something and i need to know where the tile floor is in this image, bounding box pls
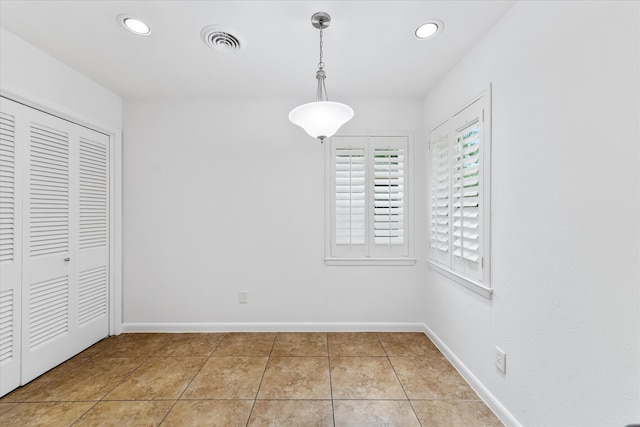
[0,332,503,426]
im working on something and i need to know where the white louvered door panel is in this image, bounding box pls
[21,107,77,384]
[74,126,109,345]
[370,136,408,257]
[0,98,24,396]
[451,99,483,281]
[429,129,451,266]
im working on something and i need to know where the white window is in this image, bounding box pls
[326,134,414,265]
[428,89,491,297]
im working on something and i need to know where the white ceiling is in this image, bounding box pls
[0,0,515,100]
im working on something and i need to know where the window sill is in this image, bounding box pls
[325,258,417,266]
[427,260,492,299]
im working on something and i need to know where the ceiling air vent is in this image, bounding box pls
[201,25,244,53]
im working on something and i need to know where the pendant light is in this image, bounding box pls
[289,12,354,143]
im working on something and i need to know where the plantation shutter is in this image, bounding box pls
[330,135,410,260]
[451,98,484,281]
[331,137,367,258]
[428,92,488,288]
[335,147,366,246]
[370,136,408,257]
[373,147,404,245]
[452,121,480,262]
[429,129,450,266]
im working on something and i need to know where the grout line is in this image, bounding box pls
[70,334,167,426]
[155,332,229,425]
[155,356,218,424]
[378,332,424,427]
[68,400,101,426]
[327,338,336,426]
[244,333,277,426]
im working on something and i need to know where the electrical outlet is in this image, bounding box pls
[239,290,249,304]
[495,347,506,374]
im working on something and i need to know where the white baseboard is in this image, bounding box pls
[121,322,429,333]
[422,324,522,427]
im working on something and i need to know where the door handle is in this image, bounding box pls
[64,257,71,262]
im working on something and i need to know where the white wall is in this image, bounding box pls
[423,2,640,426]
[122,97,427,328]
[0,28,122,130]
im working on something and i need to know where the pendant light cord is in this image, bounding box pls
[315,25,329,102]
[318,27,324,70]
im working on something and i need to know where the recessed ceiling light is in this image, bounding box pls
[415,20,443,39]
[117,14,151,36]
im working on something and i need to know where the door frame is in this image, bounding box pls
[1,85,123,337]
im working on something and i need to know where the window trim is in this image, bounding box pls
[325,131,416,266]
[428,86,492,297]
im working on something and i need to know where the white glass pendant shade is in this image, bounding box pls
[289,101,354,140]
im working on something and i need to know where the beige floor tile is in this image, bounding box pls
[0,402,19,415]
[105,356,206,400]
[182,356,268,399]
[378,332,442,357]
[412,400,504,426]
[330,356,406,399]
[93,333,175,357]
[161,400,253,427]
[77,338,114,358]
[257,357,331,399]
[272,333,328,356]
[213,333,276,356]
[0,356,92,402]
[0,402,94,427]
[24,357,145,401]
[74,400,174,427]
[333,400,421,427]
[328,332,386,356]
[248,400,334,427]
[155,333,225,357]
[390,357,479,400]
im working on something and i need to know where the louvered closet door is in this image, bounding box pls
[0,98,24,395]
[20,106,109,384]
[21,107,77,383]
[74,126,109,347]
